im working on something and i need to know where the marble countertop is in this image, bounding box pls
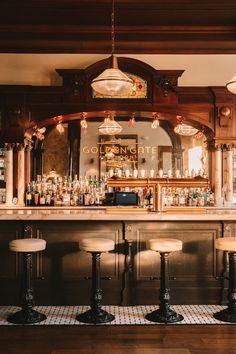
[0,206,236,221]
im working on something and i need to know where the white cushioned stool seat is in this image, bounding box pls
[215,237,236,252]
[80,238,114,252]
[147,238,182,253]
[9,238,46,253]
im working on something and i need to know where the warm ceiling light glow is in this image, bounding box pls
[226,75,236,94]
[174,123,198,136]
[91,0,133,96]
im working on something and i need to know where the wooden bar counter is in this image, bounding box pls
[0,206,236,307]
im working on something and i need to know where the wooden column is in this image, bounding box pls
[225,144,234,204]
[214,145,222,205]
[17,144,25,206]
[25,142,32,185]
[4,143,14,206]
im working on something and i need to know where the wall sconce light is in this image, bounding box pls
[151,113,160,129]
[34,126,46,141]
[56,122,65,134]
[128,112,135,127]
[80,112,88,129]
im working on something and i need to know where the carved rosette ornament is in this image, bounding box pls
[218,106,231,127]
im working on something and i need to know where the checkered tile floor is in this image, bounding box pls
[0,305,232,325]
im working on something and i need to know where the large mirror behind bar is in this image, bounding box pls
[41,120,209,179]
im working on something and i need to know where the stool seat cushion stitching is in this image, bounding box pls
[9,238,46,253]
[80,238,114,252]
[147,238,182,252]
[215,237,236,252]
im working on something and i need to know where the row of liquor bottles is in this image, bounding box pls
[24,174,214,208]
[162,187,214,207]
[25,175,106,207]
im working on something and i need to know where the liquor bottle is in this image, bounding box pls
[62,190,70,206]
[25,184,32,206]
[39,193,46,206]
[149,189,154,208]
[179,190,186,206]
[33,186,40,206]
[45,191,51,206]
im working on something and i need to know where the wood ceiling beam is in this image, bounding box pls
[0,1,236,53]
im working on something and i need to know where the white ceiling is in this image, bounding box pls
[0,54,235,87]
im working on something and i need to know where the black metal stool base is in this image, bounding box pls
[76,308,115,324]
[213,308,236,323]
[7,309,47,324]
[145,308,184,324]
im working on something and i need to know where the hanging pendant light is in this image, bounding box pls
[91,0,133,96]
[226,75,236,94]
[98,113,122,135]
[174,123,198,136]
[174,115,198,136]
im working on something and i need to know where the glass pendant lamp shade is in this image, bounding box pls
[226,75,236,94]
[174,123,198,136]
[98,115,122,135]
[91,56,133,96]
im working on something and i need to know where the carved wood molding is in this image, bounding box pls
[218,106,232,128]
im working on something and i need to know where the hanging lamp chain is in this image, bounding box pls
[111,0,115,55]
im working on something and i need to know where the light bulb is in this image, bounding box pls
[80,118,88,129]
[56,123,65,134]
[128,116,135,127]
[151,118,159,129]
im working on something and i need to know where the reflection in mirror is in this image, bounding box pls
[181,133,208,177]
[43,123,68,178]
[99,135,138,177]
[41,120,209,179]
[80,121,172,178]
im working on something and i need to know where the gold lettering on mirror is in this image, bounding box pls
[41,120,209,179]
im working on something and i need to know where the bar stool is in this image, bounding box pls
[214,237,236,323]
[76,237,115,324]
[7,238,47,324]
[145,238,184,323]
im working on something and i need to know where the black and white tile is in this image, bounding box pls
[0,305,230,325]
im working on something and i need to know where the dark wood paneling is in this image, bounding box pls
[26,221,124,305]
[124,221,223,305]
[0,220,232,307]
[0,221,23,304]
